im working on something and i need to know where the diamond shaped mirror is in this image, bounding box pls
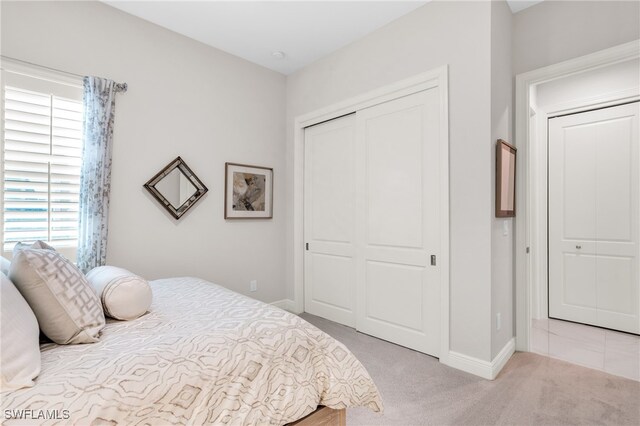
[144,157,208,219]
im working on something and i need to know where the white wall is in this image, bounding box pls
[0,1,288,303]
[513,0,640,75]
[536,59,639,109]
[490,0,514,359]
[286,0,495,361]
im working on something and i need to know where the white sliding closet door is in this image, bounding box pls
[355,90,441,356]
[304,88,443,357]
[549,102,639,334]
[304,114,357,327]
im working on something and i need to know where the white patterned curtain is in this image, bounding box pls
[77,77,124,273]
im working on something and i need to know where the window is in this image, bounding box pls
[1,64,83,260]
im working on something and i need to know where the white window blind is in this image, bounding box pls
[2,72,83,256]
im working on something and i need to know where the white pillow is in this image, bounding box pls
[1,272,41,391]
[86,266,152,321]
[9,249,105,344]
[0,256,9,276]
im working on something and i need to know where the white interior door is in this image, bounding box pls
[304,114,357,327]
[355,90,441,356]
[303,89,442,356]
[549,102,640,334]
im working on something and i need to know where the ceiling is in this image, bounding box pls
[104,1,544,75]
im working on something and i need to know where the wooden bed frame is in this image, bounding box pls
[288,406,346,426]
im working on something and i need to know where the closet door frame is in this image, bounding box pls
[514,40,640,352]
[292,66,450,363]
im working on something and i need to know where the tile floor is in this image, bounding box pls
[531,318,639,381]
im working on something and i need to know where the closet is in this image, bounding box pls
[548,102,639,334]
[303,89,442,356]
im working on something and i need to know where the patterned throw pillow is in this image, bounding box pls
[1,242,54,277]
[9,249,105,344]
[13,240,56,255]
[86,266,152,321]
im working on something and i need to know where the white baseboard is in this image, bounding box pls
[444,351,494,379]
[270,299,296,313]
[443,338,515,380]
[491,338,516,379]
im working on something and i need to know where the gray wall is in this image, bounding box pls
[513,0,640,75]
[490,0,514,359]
[1,1,288,303]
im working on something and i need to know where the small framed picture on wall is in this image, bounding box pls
[496,139,516,217]
[224,162,273,219]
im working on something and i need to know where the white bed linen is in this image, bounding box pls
[1,277,382,425]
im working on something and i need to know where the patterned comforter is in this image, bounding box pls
[1,277,382,425]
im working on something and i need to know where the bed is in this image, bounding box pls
[1,277,382,425]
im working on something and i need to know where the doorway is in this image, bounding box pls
[515,41,640,380]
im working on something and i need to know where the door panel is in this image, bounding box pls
[596,119,634,241]
[549,102,639,334]
[596,256,634,314]
[561,124,597,240]
[356,89,441,356]
[365,261,424,331]
[308,122,355,243]
[563,253,597,310]
[308,254,354,311]
[366,105,423,248]
[304,115,357,327]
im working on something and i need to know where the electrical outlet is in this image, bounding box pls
[496,312,502,331]
[250,280,257,292]
[503,219,509,236]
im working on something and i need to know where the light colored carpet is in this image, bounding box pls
[301,313,640,426]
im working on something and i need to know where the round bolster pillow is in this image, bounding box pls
[86,266,152,321]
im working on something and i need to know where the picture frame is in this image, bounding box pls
[224,162,273,219]
[496,139,516,217]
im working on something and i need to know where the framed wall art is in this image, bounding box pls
[496,139,516,217]
[224,162,273,219]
